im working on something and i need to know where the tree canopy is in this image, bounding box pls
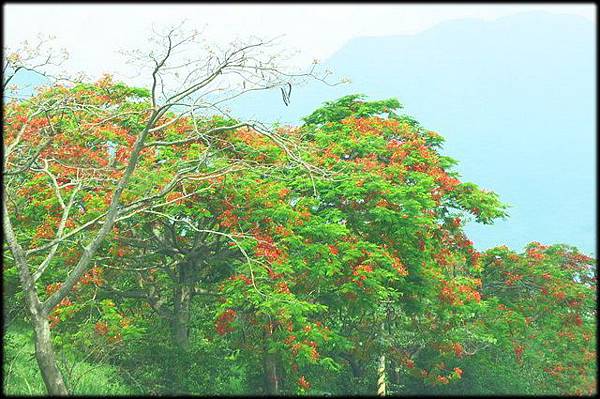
[3,76,596,396]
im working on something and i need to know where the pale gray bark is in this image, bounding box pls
[32,314,69,395]
[2,194,68,395]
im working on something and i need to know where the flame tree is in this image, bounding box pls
[2,26,334,395]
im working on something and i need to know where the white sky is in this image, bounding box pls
[4,3,596,83]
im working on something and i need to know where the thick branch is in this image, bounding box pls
[43,110,159,313]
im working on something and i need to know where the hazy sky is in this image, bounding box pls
[4,3,596,81]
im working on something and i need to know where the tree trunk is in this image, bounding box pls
[262,326,280,395]
[263,352,280,395]
[172,283,191,349]
[3,206,69,395]
[172,260,194,349]
[393,360,401,385]
[377,319,387,396]
[348,355,363,378]
[377,354,386,396]
[341,352,363,379]
[32,314,69,395]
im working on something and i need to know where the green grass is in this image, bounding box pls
[3,326,136,395]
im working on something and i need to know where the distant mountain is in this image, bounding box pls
[4,68,48,99]
[230,11,596,255]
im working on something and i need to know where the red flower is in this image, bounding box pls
[297,376,311,390]
[284,335,297,345]
[553,291,566,301]
[278,188,290,199]
[454,367,463,378]
[453,342,463,358]
[276,281,291,294]
[309,348,320,361]
[514,345,524,362]
[215,309,237,335]
[95,322,109,335]
[328,245,339,256]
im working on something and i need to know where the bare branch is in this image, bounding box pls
[32,182,81,282]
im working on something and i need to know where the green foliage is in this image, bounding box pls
[303,94,402,125]
[3,87,595,396]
